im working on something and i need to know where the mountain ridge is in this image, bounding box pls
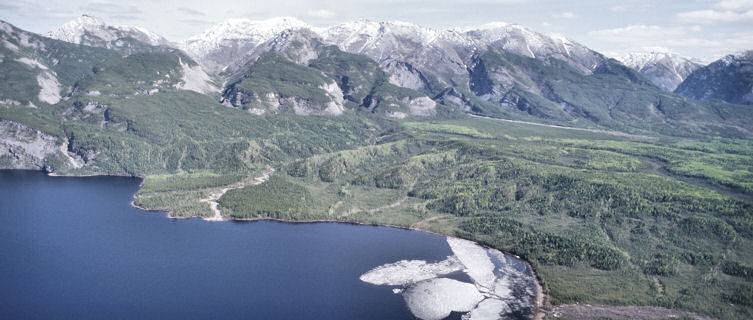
[675,50,753,105]
[35,16,753,137]
[47,15,171,54]
[617,51,702,92]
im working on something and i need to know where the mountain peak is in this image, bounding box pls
[187,16,310,41]
[48,14,105,43]
[618,51,702,91]
[48,15,167,47]
[182,16,312,73]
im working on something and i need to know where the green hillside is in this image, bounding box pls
[1,19,752,319]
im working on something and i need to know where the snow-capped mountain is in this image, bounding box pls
[618,51,702,92]
[182,17,310,73]
[319,20,472,92]
[461,23,604,74]
[317,20,604,93]
[675,51,753,105]
[48,15,169,51]
[181,18,606,90]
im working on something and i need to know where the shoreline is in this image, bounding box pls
[7,168,550,318]
[226,216,550,317]
[178,214,550,317]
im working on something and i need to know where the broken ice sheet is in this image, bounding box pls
[403,278,485,320]
[359,256,463,286]
[359,236,537,320]
[461,298,509,320]
[447,237,497,289]
[493,275,513,299]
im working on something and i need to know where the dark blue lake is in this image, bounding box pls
[0,170,458,319]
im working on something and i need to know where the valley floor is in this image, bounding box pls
[127,115,753,320]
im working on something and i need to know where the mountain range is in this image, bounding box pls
[35,16,748,132]
[2,14,753,320]
[1,14,752,172]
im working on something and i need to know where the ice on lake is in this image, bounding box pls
[360,256,463,286]
[403,278,484,320]
[359,236,538,320]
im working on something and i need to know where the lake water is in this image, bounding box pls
[0,170,536,319]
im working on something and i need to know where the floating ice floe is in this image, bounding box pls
[403,278,484,320]
[359,236,536,320]
[462,298,510,320]
[447,237,497,290]
[359,256,463,286]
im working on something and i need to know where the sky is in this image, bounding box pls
[1,0,752,62]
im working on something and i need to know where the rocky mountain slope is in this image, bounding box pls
[618,51,702,92]
[675,51,753,105]
[46,15,218,95]
[48,15,171,54]
[221,29,436,117]
[182,17,309,73]
[5,17,753,138]
[183,18,606,96]
[0,19,219,172]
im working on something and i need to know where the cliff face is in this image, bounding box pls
[0,120,79,171]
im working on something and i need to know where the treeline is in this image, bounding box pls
[460,216,628,270]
